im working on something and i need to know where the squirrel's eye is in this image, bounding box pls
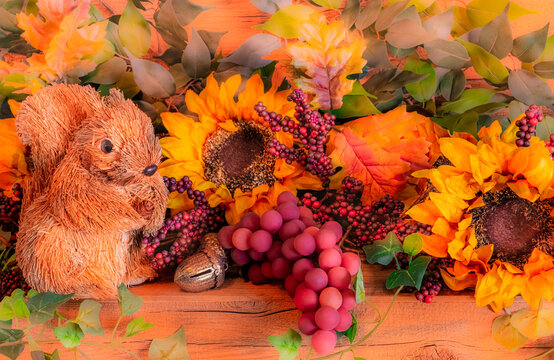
[100,139,113,154]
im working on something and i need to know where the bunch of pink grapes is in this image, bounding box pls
[218,191,361,355]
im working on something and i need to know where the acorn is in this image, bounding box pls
[174,233,227,292]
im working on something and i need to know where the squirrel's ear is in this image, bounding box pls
[104,88,126,107]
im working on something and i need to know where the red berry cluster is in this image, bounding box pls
[515,104,543,147]
[545,133,554,158]
[0,248,30,300]
[396,254,445,303]
[0,183,22,234]
[142,176,225,271]
[254,89,337,184]
[301,177,432,249]
[218,191,361,355]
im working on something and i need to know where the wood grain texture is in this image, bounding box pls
[19,263,554,360]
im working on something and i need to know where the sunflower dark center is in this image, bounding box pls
[472,189,553,268]
[203,121,275,193]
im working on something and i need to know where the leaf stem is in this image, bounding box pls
[310,286,404,360]
[526,347,554,360]
[110,314,123,345]
[305,347,312,360]
[81,341,142,360]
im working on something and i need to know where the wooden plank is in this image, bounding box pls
[20,263,554,359]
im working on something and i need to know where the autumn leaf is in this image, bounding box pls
[327,107,443,203]
[510,304,554,340]
[267,13,366,110]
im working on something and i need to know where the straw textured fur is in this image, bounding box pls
[15,84,168,298]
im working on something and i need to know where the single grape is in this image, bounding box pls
[304,226,319,236]
[279,220,304,240]
[319,287,342,310]
[230,249,250,265]
[248,264,266,285]
[260,210,283,233]
[271,257,291,279]
[311,330,337,355]
[277,202,300,221]
[315,306,340,330]
[248,249,265,262]
[261,261,274,279]
[335,308,352,332]
[249,229,273,253]
[282,238,302,261]
[277,191,297,205]
[217,225,235,249]
[293,233,316,256]
[304,268,328,292]
[341,252,360,276]
[295,282,308,295]
[318,248,342,271]
[328,267,350,290]
[266,241,282,261]
[315,229,338,251]
[341,289,356,310]
[292,258,315,282]
[298,312,318,335]
[284,274,299,297]
[238,212,260,231]
[298,206,314,220]
[294,288,319,312]
[232,228,252,251]
[321,221,343,239]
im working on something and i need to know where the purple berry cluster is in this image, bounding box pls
[515,104,543,147]
[142,176,225,271]
[254,89,337,184]
[0,183,22,234]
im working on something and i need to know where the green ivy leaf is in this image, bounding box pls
[0,320,11,329]
[337,314,357,344]
[508,69,554,107]
[53,322,84,348]
[267,328,301,360]
[442,88,496,113]
[533,61,554,79]
[375,0,408,32]
[0,343,24,360]
[181,28,211,78]
[117,284,144,316]
[118,1,151,58]
[425,38,469,69]
[402,233,423,256]
[492,314,528,351]
[353,267,366,304]
[0,328,24,343]
[26,290,38,299]
[422,7,453,39]
[128,51,176,98]
[44,349,61,360]
[456,38,509,84]
[219,33,281,70]
[85,57,127,84]
[355,0,380,30]
[404,57,437,102]
[27,293,73,325]
[363,231,402,265]
[0,297,14,321]
[385,269,415,289]
[477,5,512,59]
[253,4,316,38]
[340,0,361,30]
[512,23,550,63]
[410,256,432,289]
[149,327,191,360]
[75,300,104,336]
[312,0,342,9]
[125,317,154,337]
[438,69,466,101]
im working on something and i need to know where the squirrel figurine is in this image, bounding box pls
[15,84,168,298]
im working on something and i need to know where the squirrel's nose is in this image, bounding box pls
[143,164,158,176]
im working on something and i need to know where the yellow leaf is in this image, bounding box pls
[253,4,317,39]
[510,305,554,339]
[492,314,528,351]
[466,0,538,28]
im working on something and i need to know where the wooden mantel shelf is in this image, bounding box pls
[29,264,553,360]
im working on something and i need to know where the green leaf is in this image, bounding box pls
[197,30,227,57]
[408,255,431,289]
[0,328,23,343]
[387,18,436,49]
[117,284,144,316]
[363,34,394,69]
[11,298,29,319]
[333,82,380,118]
[355,0,380,30]
[337,314,357,344]
[219,33,281,70]
[402,233,423,256]
[181,28,211,78]
[0,297,14,321]
[533,61,554,79]
[28,334,44,360]
[375,0,408,32]
[0,343,24,360]
[267,329,301,360]
[153,0,189,50]
[75,300,104,336]
[423,7,453,39]
[404,57,437,102]
[44,349,61,360]
[442,88,496,113]
[477,5,512,59]
[535,116,554,142]
[125,316,154,337]
[425,39,469,69]
[27,293,73,325]
[536,34,554,63]
[53,322,84,348]
[385,269,415,289]
[433,111,479,137]
[169,64,192,89]
[86,57,127,84]
[456,38,509,84]
[492,314,528,351]
[119,1,151,58]
[0,320,11,329]
[26,290,38,299]
[465,0,538,28]
[312,0,341,9]
[508,69,554,107]
[253,4,316,38]
[114,72,141,99]
[363,231,403,265]
[512,23,550,63]
[353,267,366,304]
[251,0,292,13]
[149,326,191,360]
[128,52,176,98]
[340,0,360,30]
[439,69,466,101]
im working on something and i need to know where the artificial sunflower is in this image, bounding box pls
[0,100,28,198]
[407,121,554,312]
[159,74,323,224]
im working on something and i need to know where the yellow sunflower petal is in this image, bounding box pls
[438,137,477,173]
[429,192,467,223]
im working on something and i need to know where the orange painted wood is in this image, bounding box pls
[19,263,554,359]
